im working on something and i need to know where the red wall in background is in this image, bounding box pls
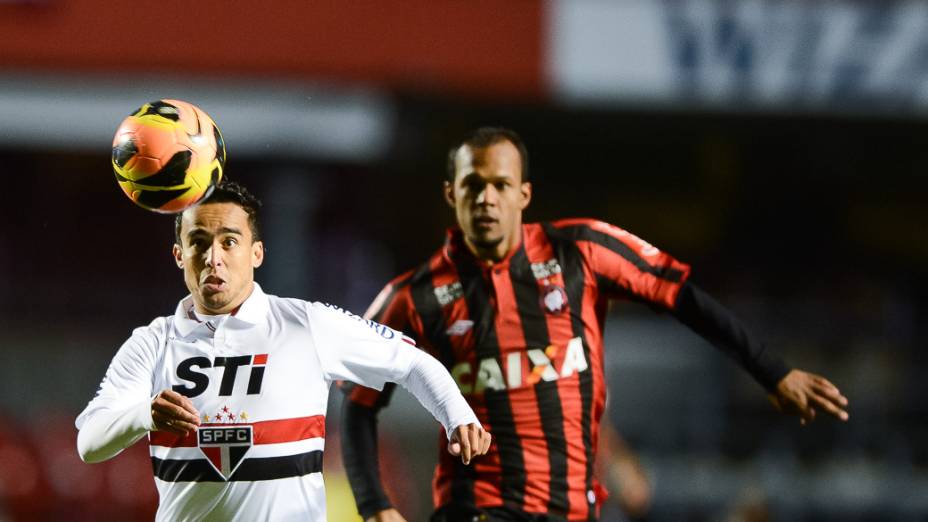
[0,1,544,99]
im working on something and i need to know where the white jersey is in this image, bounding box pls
[76,283,475,522]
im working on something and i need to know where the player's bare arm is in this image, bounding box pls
[151,389,201,436]
[769,369,849,425]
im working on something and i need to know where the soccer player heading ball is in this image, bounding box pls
[75,181,490,521]
[341,127,849,522]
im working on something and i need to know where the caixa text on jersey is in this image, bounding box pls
[451,337,588,395]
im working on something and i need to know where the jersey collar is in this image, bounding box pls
[173,282,270,337]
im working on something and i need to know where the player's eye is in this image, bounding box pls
[223,238,238,247]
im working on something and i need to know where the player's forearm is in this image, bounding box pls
[76,398,152,463]
[398,350,479,438]
[671,282,790,391]
[341,399,395,518]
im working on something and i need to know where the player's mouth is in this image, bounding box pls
[473,215,498,230]
[201,274,227,293]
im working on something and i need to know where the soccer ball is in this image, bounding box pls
[112,99,226,213]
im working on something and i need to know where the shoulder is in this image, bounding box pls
[367,249,446,320]
[365,269,416,319]
[309,301,400,340]
[129,315,171,347]
[268,295,314,324]
[536,218,612,249]
[545,218,656,249]
[112,315,172,365]
[308,301,373,331]
[309,300,359,319]
[547,218,619,238]
[388,268,417,289]
[380,255,444,295]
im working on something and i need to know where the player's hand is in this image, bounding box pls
[365,508,408,522]
[151,389,200,436]
[448,423,491,465]
[768,369,849,425]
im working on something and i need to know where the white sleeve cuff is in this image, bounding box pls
[396,349,479,440]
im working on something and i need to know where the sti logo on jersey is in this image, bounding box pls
[173,354,269,398]
[198,425,253,480]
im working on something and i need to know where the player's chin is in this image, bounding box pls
[470,231,503,247]
[199,289,231,310]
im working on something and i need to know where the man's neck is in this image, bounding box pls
[463,229,522,265]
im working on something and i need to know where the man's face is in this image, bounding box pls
[172,202,264,314]
[445,140,532,261]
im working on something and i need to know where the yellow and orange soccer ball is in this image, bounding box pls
[112,99,226,213]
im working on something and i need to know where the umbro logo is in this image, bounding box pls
[446,320,474,336]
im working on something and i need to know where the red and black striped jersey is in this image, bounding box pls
[348,219,690,520]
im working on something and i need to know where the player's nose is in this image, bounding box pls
[205,241,224,267]
[476,184,498,205]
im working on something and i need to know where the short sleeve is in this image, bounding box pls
[308,302,417,391]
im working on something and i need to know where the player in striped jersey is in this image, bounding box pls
[341,128,849,522]
[75,181,490,522]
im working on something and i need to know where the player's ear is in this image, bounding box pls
[252,241,265,268]
[443,180,456,209]
[172,243,184,269]
[519,181,532,210]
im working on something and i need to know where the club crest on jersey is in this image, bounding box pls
[531,258,562,280]
[198,425,253,480]
[434,281,463,306]
[541,284,568,314]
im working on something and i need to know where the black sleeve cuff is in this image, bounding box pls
[671,282,791,392]
[341,398,393,518]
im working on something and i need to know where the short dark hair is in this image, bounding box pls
[446,127,529,184]
[174,180,263,245]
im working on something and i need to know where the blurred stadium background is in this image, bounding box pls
[0,1,925,521]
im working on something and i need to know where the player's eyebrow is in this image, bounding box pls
[186,226,243,239]
[217,227,242,236]
[460,172,514,184]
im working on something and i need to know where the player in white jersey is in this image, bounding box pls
[76,181,491,522]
